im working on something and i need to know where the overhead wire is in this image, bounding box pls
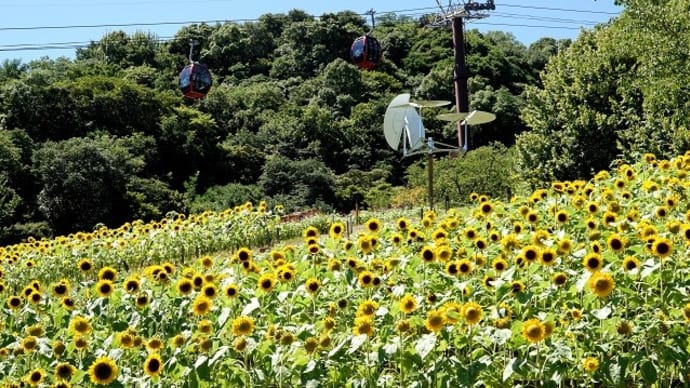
[0,3,619,54]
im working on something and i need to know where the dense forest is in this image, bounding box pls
[1,0,689,244]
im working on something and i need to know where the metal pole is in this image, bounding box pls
[452,16,470,149]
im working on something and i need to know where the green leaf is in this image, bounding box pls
[640,360,657,385]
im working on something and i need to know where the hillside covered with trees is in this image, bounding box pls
[0,0,688,244]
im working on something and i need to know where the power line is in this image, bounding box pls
[496,2,620,15]
[0,3,619,54]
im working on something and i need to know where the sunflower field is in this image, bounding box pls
[3,151,690,387]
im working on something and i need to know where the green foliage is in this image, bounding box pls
[259,155,336,212]
[189,183,264,213]
[406,143,516,207]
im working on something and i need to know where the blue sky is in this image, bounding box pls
[0,0,621,63]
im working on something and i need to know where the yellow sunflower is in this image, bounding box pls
[522,318,546,343]
[353,316,375,337]
[582,357,599,373]
[588,272,615,297]
[305,278,320,294]
[25,368,44,387]
[231,316,255,336]
[88,356,119,385]
[462,301,483,325]
[257,273,276,293]
[144,353,164,377]
[55,362,76,381]
[191,295,213,315]
[582,252,603,272]
[399,294,417,314]
[424,309,445,332]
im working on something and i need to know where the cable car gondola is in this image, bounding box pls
[350,9,382,70]
[179,40,212,99]
[350,35,381,70]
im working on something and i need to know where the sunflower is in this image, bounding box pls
[474,237,488,251]
[364,218,381,234]
[51,280,70,297]
[55,362,76,381]
[651,237,673,259]
[70,316,92,335]
[88,356,119,385]
[257,273,275,293]
[582,252,603,272]
[458,259,473,275]
[123,276,141,294]
[235,247,252,262]
[303,226,320,239]
[144,352,164,377]
[21,336,38,352]
[78,258,94,272]
[98,266,117,282]
[358,235,374,254]
[399,294,417,314]
[146,337,164,352]
[199,256,214,268]
[52,340,66,357]
[582,357,599,373]
[74,336,89,351]
[135,293,150,309]
[462,301,483,325]
[95,280,114,298]
[4,295,19,310]
[510,280,525,294]
[224,284,239,299]
[26,324,43,337]
[329,222,346,239]
[552,272,568,287]
[557,238,573,255]
[424,309,445,332]
[353,316,375,337]
[436,245,453,262]
[445,261,459,276]
[555,210,569,224]
[29,291,42,304]
[356,300,379,317]
[489,257,507,272]
[540,248,557,266]
[305,278,320,294]
[607,233,625,253]
[622,256,640,272]
[570,308,583,320]
[522,319,546,343]
[118,332,134,349]
[588,272,615,297]
[520,245,541,263]
[202,284,218,299]
[358,270,374,288]
[231,316,255,336]
[25,368,44,386]
[617,321,633,335]
[192,295,213,315]
[176,278,193,295]
[396,217,410,230]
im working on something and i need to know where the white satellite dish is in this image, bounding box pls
[383,94,461,157]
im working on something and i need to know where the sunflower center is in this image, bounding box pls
[148,359,161,372]
[95,364,113,379]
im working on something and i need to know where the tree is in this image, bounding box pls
[33,137,128,234]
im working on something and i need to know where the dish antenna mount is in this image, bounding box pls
[384,93,461,209]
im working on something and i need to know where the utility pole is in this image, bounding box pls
[428,1,495,149]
